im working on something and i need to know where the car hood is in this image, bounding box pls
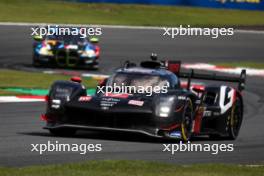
[66,93,154,113]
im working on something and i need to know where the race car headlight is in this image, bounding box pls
[159,106,170,117]
[38,43,53,56]
[155,96,175,118]
[81,50,96,58]
[160,107,170,113]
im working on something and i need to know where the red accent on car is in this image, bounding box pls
[95,46,100,57]
[193,107,204,134]
[42,41,46,47]
[233,90,237,104]
[45,95,49,102]
[181,82,188,89]
[162,123,180,131]
[98,78,107,86]
[71,76,82,83]
[105,93,130,99]
[79,96,92,102]
[181,83,205,91]
[128,100,144,106]
[64,45,69,49]
[167,61,181,75]
[41,114,56,122]
[192,85,205,93]
[175,105,184,112]
[41,114,48,121]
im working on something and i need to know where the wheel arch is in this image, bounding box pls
[235,90,244,117]
[185,93,197,110]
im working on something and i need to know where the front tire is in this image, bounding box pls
[32,54,41,67]
[181,98,194,141]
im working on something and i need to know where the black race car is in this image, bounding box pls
[42,55,246,141]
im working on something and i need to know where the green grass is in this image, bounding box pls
[213,62,264,69]
[0,160,263,176]
[1,0,264,27]
[0,90,25,96]
[0,69,97,95]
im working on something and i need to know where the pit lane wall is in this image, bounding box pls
[76,0,264,10]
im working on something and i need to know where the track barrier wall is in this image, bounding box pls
[76,0,264,10]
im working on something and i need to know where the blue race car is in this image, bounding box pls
[33,33,100,69]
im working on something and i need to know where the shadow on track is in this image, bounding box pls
[18,130,224,144]
[2,63,101,73]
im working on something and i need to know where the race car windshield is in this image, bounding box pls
[46,34,86,44]
[109,73,170,94]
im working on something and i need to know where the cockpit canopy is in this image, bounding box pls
[106,67,180,95]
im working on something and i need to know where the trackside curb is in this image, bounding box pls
[0,95,46,103]
[182,63,264,77]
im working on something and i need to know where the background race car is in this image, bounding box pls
[32,29,100,69]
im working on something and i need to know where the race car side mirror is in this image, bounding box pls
[33,35,44,41]
[90,37,99,44]
[238,69,246,91]
[192,85,205,94]
[96,78,108,95]
[98,78,108,86]
[71,76,82,83]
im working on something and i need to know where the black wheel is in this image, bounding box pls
[227,97,243,140]
[93,66,99,70]
[32,54,41,67]
[181,98,194,141]
[90,63,99,70]
[49,128,77,137]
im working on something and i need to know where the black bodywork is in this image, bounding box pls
[43,58,246,141]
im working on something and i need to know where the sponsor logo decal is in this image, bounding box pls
[78,96,92,102]
[51,99,61,109]
[128,100,144,106]
[100,97,120,109]
[169,131,182,138]
[177,96,186,100]
[203,110,212,117]
[219,86,234,114]
[105,93,130,99]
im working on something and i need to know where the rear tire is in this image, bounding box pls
[227,97,243,140]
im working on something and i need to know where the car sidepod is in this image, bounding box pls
[200,86,243,138]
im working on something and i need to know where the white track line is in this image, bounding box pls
[0,22,162,30]
[0,22,264,34]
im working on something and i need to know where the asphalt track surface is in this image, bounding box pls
[0,25,264,167]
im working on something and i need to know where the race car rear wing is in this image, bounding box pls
[164,61,246,91]
[127,56,246,91]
